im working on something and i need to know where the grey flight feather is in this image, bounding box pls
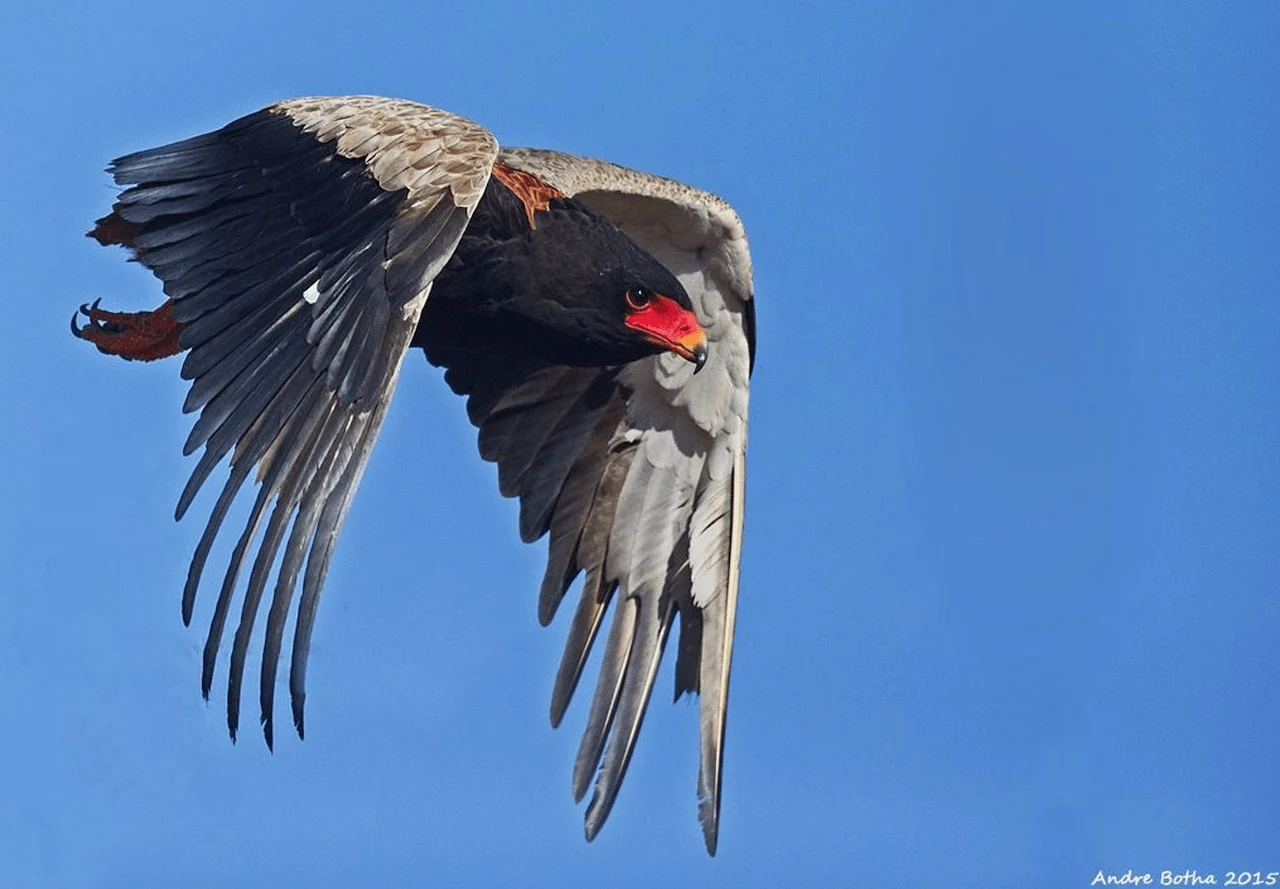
[100,96,498,746]
[478,148,754,854]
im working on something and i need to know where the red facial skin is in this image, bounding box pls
[623,293,708,368]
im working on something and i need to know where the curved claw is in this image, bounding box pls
[68,296,183,361]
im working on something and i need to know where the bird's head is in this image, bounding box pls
[600,264,707,373]
[437,194,709,372]
[514,225,708,372]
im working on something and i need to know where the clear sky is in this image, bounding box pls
[2,1,1278,886]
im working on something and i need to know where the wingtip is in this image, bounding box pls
[227,701,241,744]
[549,691,573,730]
[583,782,622,845]
[292,697,306,741]
[537,601,557,627]
[570,764,592,804]
[583,808,604,844]
[699,795,721,856]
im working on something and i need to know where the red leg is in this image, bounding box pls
[71,298,184,361]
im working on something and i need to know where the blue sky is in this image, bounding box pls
[3,1,1278,886]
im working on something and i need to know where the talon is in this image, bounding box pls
[69,297,185,361]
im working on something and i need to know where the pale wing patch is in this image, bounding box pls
[493,148,754,854]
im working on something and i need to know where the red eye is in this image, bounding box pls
[626,288,652,311]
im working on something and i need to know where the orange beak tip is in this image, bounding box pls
[691,341,708,373]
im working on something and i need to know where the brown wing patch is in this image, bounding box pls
[491,163,566,230]
[88,206,142,251]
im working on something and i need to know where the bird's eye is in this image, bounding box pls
[626,288,652,311]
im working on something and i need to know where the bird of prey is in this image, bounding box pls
[72,96,755,854]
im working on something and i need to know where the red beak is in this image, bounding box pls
[624,295,709,372]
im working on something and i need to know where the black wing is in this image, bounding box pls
[93,96,497,746]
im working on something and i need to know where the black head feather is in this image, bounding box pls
[417,177,695,370]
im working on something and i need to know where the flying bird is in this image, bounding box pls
[72,96,754,854]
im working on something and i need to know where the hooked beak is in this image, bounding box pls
[625,295,710,374]
[676,331,709,373]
